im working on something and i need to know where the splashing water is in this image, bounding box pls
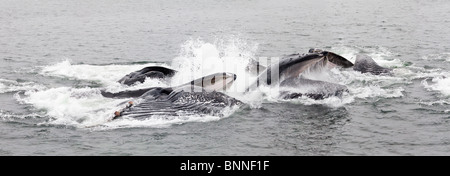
[13,38,448,129]
[17,38,260,129]
[170,38,259,93]
[0,79,46,94]
[422,76,450,96]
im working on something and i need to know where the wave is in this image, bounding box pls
[0,110,43,121]
[0,79,45,94]
[422,76,450,96]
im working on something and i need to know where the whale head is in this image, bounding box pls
[178,72,237,92]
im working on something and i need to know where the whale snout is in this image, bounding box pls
[204,72,236,91]
[177,72,237,92]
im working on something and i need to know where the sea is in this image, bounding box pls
[0,0,449,155]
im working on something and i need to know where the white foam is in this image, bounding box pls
[0,82,6,92]
[170,38,258,92]
[39,59,173,94]
[287,94,355,108]
[18,87,126,127]
[40,60,171,87]
[331,67,405,98]
[350,85,404,99]
[0,79,45,94]
[422,76,450,96]
[277,69,405,107]
[407,67,446,80]
[391,53,450,98]
[331,45,403,68]
[274,45,407,107]
[96,114,222,130]
[0,110,42,121]
[324,47,408,101]
[7,44,187,128]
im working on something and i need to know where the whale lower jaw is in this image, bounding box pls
[118,86,242,119]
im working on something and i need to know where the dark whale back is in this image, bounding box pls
[353,55,392,75]
[118,66,176,86]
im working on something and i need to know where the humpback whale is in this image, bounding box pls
[243,49,354,100]
[118,66,176,86]
[244,49,392,100]
[247,50,353,91]
[110,72,240,120]
[353,55,392,75]
[114,86,242,120]
[103,72,236,98]
[105,49,392,120]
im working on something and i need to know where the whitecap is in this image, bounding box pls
[421,53,450,62]
[0,79,45,94]
[422,76,450,96]
[40,59,171,87]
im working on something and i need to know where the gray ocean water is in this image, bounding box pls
[1,0,449,155]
